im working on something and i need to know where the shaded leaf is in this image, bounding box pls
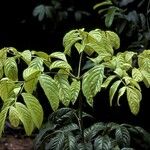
[94,135,111,150]
[115,126,130,147]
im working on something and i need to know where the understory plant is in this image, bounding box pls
[93,0,150,50]
[34,108,150,150]
[0,28,150,149]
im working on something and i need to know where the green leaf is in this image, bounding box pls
[21,50,32,64]
[75,43,85,54]
[63,29,82,55]
[132,68,143,82]
[89,29,102,42]
[124,51,136,64]
[0,48,7,64]
[129,79,141,91]
[33,4,46,21]
[84,122,105,141]
[115,126,130,147]
[114,68,123,77]
[15,102,34,136]
[9,106,20,128]
[82,65,104,106]
[127,86,142,115]
[4,57,18,80]
[102,75,116,88]
[0,107,9,137]
[64,132,78,150]
[23,67,41,81]
[109,80,121,106]
[138,50,150,72]
[24,78,39,94]
[23,70,40,93]
[50,52,67,62]
[0,79,16,101]
[117,86,126,106]
[71,79,80,104]
[32,51,49,60]
[105,7,118,28]
[29,57,44,71]
[93,1,112,10]
[106,31,120,49]
[54,73,71,106]
[39,74,60,111]
[45,132,65,150]
[94,135,111,150]
[0,61,3,79]
[22,93,43,129]
[50,60,72,70]
[141,70,150,88]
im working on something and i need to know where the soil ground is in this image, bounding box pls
[0,135,33,150]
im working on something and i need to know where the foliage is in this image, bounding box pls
[0,28,150,139]
[34,108,150,150]
[93,0,150,50]
[32,0,91,30]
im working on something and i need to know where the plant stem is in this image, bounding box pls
[77,52,84,142]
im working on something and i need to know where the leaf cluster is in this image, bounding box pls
[34,108,150,150]
[93,0,150,50]
[0,28,150,139]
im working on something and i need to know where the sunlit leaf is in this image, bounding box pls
[132,68,143,82]
[50,52,67,62]
[102,75,116,88]
[117,86,127,106]
[50,60,72,70]
[39,74,60,111]
[141,70,150,88]
[105,30,120,49]
[127,86,142,115]
[109,80,121,106]
[71,79,80,104]
[4,57,18,80]
[20,50,32,64]
[63,29,82,55]
[0,107,9,137]
[15,102,34,135]
[22,93,43,129]
[9,106,20,128]
[82,65,104,106]
[0,79,16,101]
[54,73,71,106]
[0,61,3,79]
